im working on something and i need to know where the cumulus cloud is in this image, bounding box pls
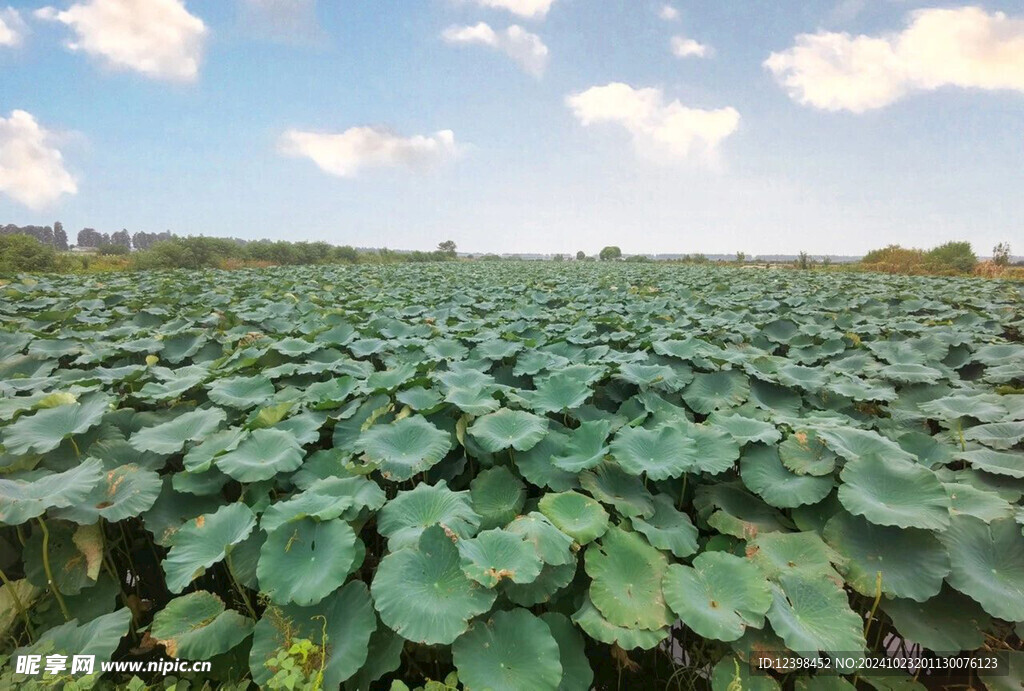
[238,0,324,45]
[0,7,26,47]
[442,22,548,77]
[465,0,555,20]
[0,110,78,209]
[35,0,207,82]
[671,35,710,58]
[765,6,1024,112]
[566,83,740,163]
[278,127,459,177]
[659,5,680,22]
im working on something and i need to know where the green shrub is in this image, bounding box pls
[0,234,58,273]
[926,241,977,273]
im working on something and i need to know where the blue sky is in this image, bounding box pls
[0,0,1022,256]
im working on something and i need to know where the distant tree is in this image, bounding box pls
[797,251,810,270]
[0,234,58,273]
[822,256,832,267]
[993,242,1011,267]
[53,222,68,251]
[77,228,106,247]
[552,254,565,262]
[437,240,457,257]
[110,229,132,249]
[599,246,622,261]
[735,251,746,264]
[576,250,586,261]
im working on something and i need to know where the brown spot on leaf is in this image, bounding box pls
[195,516,206,528]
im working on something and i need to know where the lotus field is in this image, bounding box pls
[2,262,1024,690]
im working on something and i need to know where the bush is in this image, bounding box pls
[861,245,927,273]
[0,234,58,273]
[926,241,977,273]
[98,244,130,256]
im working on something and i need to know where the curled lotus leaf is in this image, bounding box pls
[0,459,104,525]
[163,503,256,593]
[470,465,526,530]
[356,415,452,482]
[940,516,1024,621]
[207,375,275,410]
[571,596,668,650]
[377,481,481,550]
[740,444,834,509]
[551,420,611,472]
[683,370,750,414]
[838,454,950,530]
[632,494,699,558]
[458,528,543,587]
[215,428,304,483]
[538,490,609,545]
[151,591,254,658]
[469,408,549,452]
[130,407,227,455]
[2,393,111,455]
[882,585,991,653]
[766,572,866,657]
[541,612,594,691]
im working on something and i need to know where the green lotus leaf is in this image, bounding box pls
[258,517,358,606]
[683,370,750,414]
[514,432,579,491]
[541,612,594,691]
[571,596,669,650]
[711,655,780,691]
[24,522,98,595]
[377,481,481,550]
[609,424,697,480]
[632,494,699,558]
[130,407,227,455]
[366,363,418,392]
[579,461,656,518]
[838,454,950,530]
[345,620,404,691]
[163,503,257,593]
[823,512,948,602]
[945,482,1015,522]
[395,386,442,411]
[552,420,611,472]
[740,444,834,508]
[766,572,866,657]
[0,458,103,524]
[747,531,843,582]
[815,427,915,464]
[214,428,304,483]
[453,609,562,691]
[919,394,1007,423]
[897,431,954,468]
[663,551,772,642]
[526,372,593,413]
[779,431,837,477]
[13,608,130,663]
[696,482,792,540]
[250,581,376,688]
[371,525,496,645]
[709,413,782,446]
[332,394,392,453]
[504,561,577,607]
[940,516,1024,621]
[3,393,110,455]
[585,527,671,630]
[505,512,574,566]
[469,408,549,452]
[962,421,1024,450]
[538,491,609,544]
[445,385,501,415]
[356,415,452,482]
[458,528,543,587]
[51,462,162,524]
[955,449,1024,479]
[151,591,253,658]
[260,489,354,534]
[882,585,990,653]
[182,427,246,473]
[826,376,897,402]
[207,375,275,410]
[880,363,943,384]
[777,364,830,391]
[470,465,526,530]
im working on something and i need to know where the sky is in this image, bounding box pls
[0,0,1022,256]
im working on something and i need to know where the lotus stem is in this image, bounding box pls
[0,565,35,641]
[36,517,71,621]
[224,551,258,620]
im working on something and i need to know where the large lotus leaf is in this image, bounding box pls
[14,608,130,662]
[526,372,593,413]
[258,518,358,606]
[552,420,611,472]
[469,408,549,452]
[741,444,834,508]
[514,432,579,491]
[777,364,830,391]
[919,394,1007,423]
[882,585,990,653]
[345,620,404,691]
[207,375,275,410]
[163,503,257,593]
[151,591,254,658]
[838,454,949,530]
[585,527,671,630]
[696,482,792,540]
[24,522,98,595]
[332,394,392,453]
[711,655,780,691]
[746,531,843,582]
[505,512,575,566]
[538,490,609,544]
[130,407,227,455]
[579,461,656,518]
[663,551,772,642]
[182,427,247,473]
[214,428,303,483]
[377,481,481,550]
[470,465,526,530]
[571,596,669,650]
[0,458,103,524]
[142,478,223,546]
[453,609,562,691]
[371,525,496,645]
[250,581,376,688]
[355,415,452,482]
[955,449,1024,479]
[962,421,1024,450]
[632,493,699,558]
[541,612,594,691]
[766,572,866,657]
[458,528,543,587]
[687,423,743,474]
[815,427,915,464]
[709,413,782,446]
[940,516,1024,621]
[880,363,943,384]
[51,461,162,524]
[504,561,577,607]
[2,393,110,455]
[945,482,1015,522]
[779,431,837,477]
[609,424,697,480]
[684,370,750,414]
[823,512,948,602]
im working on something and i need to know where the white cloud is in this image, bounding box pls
[238,0,324,45]
[466,0,555,20]
[442,22,548,77]
[278,127,460,177]
[1,7,26,47]
[659,5,679,22]
[566,83,740,163]
[35,0,207,82]
[765,6,1024,112]
[671,35,710,58]
[0,110,78,209]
